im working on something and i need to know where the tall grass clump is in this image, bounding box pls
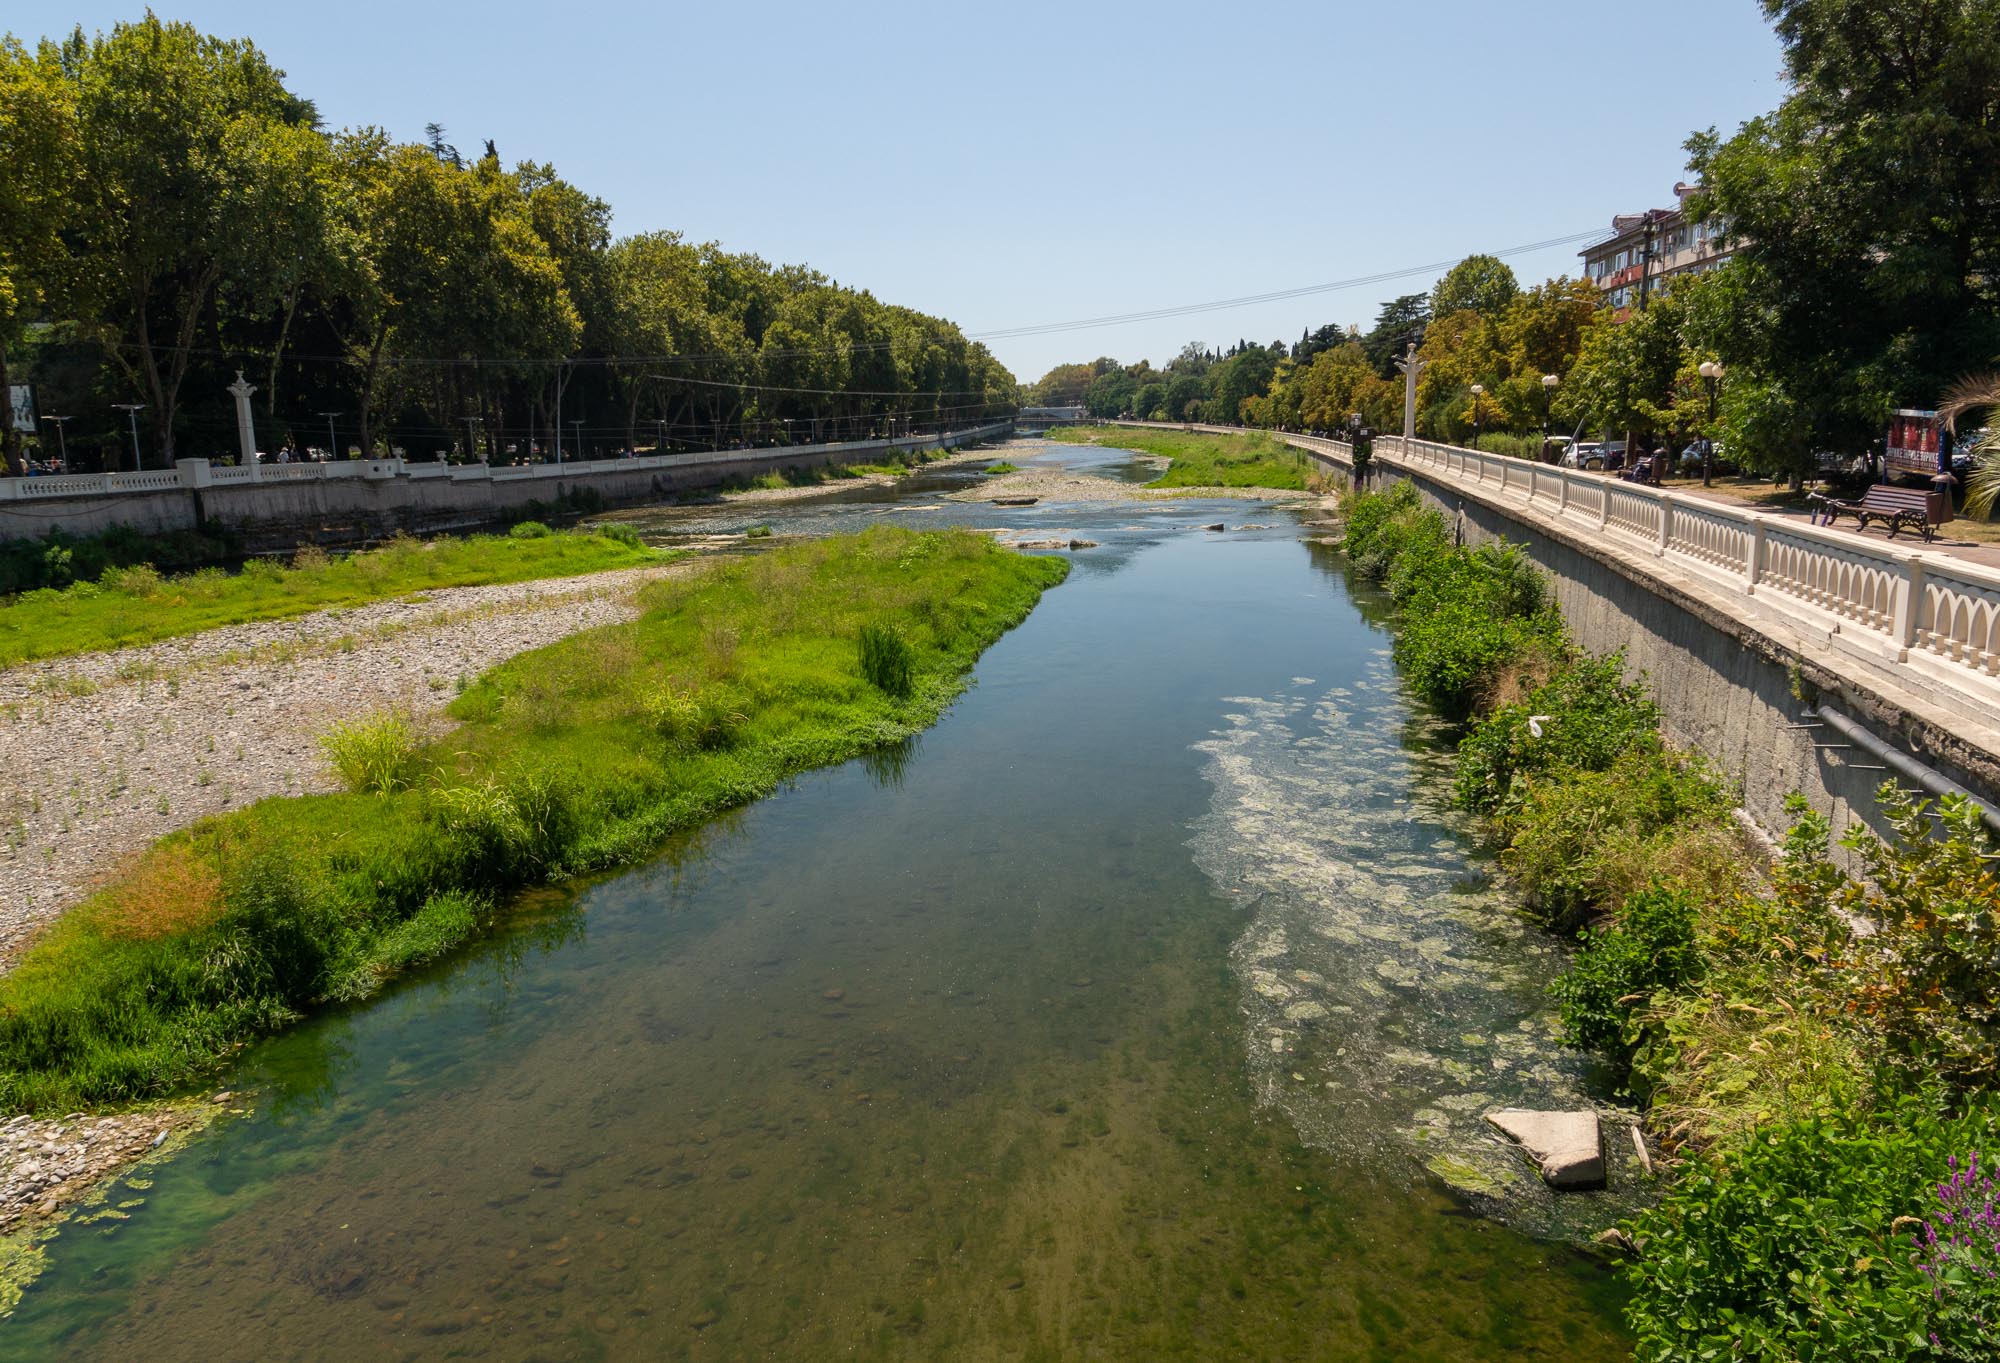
[858,623,915,697]
[1345,479,2000,1359]
[0,529,1066,1111]
[319,712,425,794]
[0,527,668,666]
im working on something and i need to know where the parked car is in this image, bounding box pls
[1563,441,1607,470]
[1678,439,1734,476]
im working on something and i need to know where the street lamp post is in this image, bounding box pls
[1469,384,1485,451]
[1540,374,1560,462]
[462,415,485,464]
[318,411,341,461]
[39,415,69,467]
[1697,361,1724,487]
[569,419,585,463]
[112,404,145,471]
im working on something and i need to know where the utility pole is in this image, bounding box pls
[570,419,585,462]
[112,403,145,471]
[319,411,341,461]
[463,415,484,463]
[1396,342,1427,444]
[1638,214,1659,312]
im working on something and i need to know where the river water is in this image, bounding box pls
[2,440,1635,1359]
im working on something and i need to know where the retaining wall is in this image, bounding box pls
[0,423,1013,553]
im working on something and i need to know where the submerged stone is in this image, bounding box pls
[1484,1110,1605,1190]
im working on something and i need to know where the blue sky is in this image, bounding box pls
[11,2,1787,383]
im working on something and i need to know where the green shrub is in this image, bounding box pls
[1394,600,1562,718]
[1455,653,1662,816]
[1498,749,1731,926]
[1624,1097,2000,1363]
[1551,884,1702,1059]
[593,523,643,546]
[983,461,1019,475]
[744,524,773,539]
[319,713,424,794]
[1832,786,2000,1090]
[509,520,552,539]
[858,622,915,697]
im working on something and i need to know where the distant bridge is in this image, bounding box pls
[1014,405,1088,432]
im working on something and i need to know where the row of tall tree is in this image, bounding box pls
[1027,0,2000,485]
[0,17,1017,474]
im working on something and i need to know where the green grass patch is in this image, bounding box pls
[982,461,1018,475]
[1047,425,1312,490]
[0,529,1067,1111]
[0,529,668,667]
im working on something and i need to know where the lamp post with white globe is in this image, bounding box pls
[1541,373,1560,462]
[1697,361,1725,487]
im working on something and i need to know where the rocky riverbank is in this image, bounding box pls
[0,561,691,968]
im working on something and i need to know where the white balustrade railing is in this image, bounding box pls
[1111,420,2000,702]
[0,422,1013,503]
[1361,433,2000,699]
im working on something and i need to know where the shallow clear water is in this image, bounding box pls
[1,443,1635,1360]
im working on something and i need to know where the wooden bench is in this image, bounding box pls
[1808,484,1953,542]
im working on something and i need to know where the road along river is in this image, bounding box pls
[1,440,1637,1360]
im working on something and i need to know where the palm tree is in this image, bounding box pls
[1942,375,2000,517]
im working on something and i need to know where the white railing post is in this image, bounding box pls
[1657,493,1672,556]
[1558,469,1570,514]
[1893,555,1928,658]
[1746,519,1766,593]
[175,458,212,489]
[1598,482,1611,530]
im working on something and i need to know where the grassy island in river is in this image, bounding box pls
[0,528,1068,1111]
[1047,425,1317,490]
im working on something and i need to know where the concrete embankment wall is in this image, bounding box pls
[0,424,1011,553]
[1363,460,1985,848]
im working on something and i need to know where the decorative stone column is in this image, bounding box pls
[227,371,258,475]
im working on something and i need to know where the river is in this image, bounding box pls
[1,439,1634,1360]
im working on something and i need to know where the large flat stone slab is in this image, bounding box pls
[1484,1109,1605,1190]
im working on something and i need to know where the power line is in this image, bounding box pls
[80,227,1607,374]
[967,231,1606,340]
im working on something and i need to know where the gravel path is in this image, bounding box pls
[0,560,687,969]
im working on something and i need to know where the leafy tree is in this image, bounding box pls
[1206,344,1280,424]
[0,36,80,474]
[1083,366,1137,418]
[1362,293,1430,379]
[604,231,704,448]
[1429,255,1518,323]
[1163,372,1207,421]
[60,16,319,464]
[1687,0,2000,451]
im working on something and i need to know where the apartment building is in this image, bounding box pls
[1581,182,1738,315]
